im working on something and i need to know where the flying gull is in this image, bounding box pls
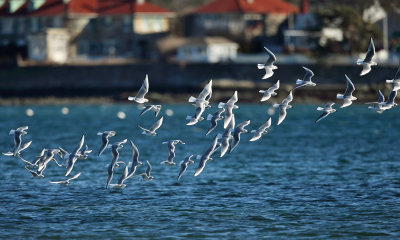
[97,131,116,156]
[249,117,272,142]
[259,80,280,102]
[161,140,185,165]
[49,172,81,185]
[138,116,164,136]
[177,155,194,181]
[357,37,376,76]
[229,120,250,153]
[194,135,220,177]
[386,65,400,91]
[138,160,154,181]
[336,74,357,108]
[128,74,150,103]
[139,105,162,117]
[106,139,127,189]
[294,66,316,89]
[257,46,277,79]
[273,90,293,125]
[315,102,336,123]
[219,114,235,157]
[188,80,212,108]
[219,91,238,129]
[205,108,225,136]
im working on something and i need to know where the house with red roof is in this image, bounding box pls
[185,0,299,52]
[0,0,175,63]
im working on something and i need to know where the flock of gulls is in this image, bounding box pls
[3,37,399,189]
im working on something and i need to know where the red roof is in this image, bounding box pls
[3,0,172,17]
[68,0,97,15]
[194,0,299,14]
[98,0,172,15]
[30,0,67,16]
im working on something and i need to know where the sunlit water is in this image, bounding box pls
[1,104,399,239]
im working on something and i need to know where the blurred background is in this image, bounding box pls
[0,0,399,104]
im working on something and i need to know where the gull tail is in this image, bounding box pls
[386,79,394,83]
[336,94,344,99]
[251,130,256,133]
[97,132,103,136]
[196,155,201,160]
[356,59,363,65]
[188,96,197,103]
[9,130,15,135]
[186,115,193,120]
[127,96,135,101]
[259,90,265,93]
[218,102,225,108]
[296,79,303,85]
[217,133,222,139]
[317,107,324,111]
[162,142,168,144]
[207,114,213,121]
[142,131,146,135]
[257,64,265,69]
[272,103,280,108]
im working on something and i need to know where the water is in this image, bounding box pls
[1,104,399,239]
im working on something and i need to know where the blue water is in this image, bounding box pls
[1,104,399,239]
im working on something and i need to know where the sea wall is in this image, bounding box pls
[0,63,397,103]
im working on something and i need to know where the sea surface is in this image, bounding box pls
[0,104,399,239]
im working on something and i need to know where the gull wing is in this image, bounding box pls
[136,74,149,99]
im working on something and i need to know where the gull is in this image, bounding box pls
[49,172,81,185]
[336,74,357,108]
[161,140,185,165]
[188,80,212,108]
[259,80,280,102]
[30,148,48,166]
[249,117,271,142]
[315,102,336,123]
[366,90,386,113]
[194,135,220,177]
[25,166,44,178]
[205,108,225,136]
[373,90,398,112]
[386,66,400,91]
[139,105,162,117]
[294,66,316,89]
[78,145,92,160]
[219,91,238,129]
[257,46,277,79]
[138,160,154,181]
[127,140,142,178]
[229,120,250,153]
[273,91,293,125]
[97,131,116,156]
[177,155,194,181]
[3,126,29,157]
[109,166,130,189]
[4,140,32,165]
[138,116,163,136]
[36,149,63,176]
[357,38,376,76]
[65,135,85,177]
[128,74,149,103]
[106,139,127,189]
[219,114,235,158]
[186,103,206,126]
